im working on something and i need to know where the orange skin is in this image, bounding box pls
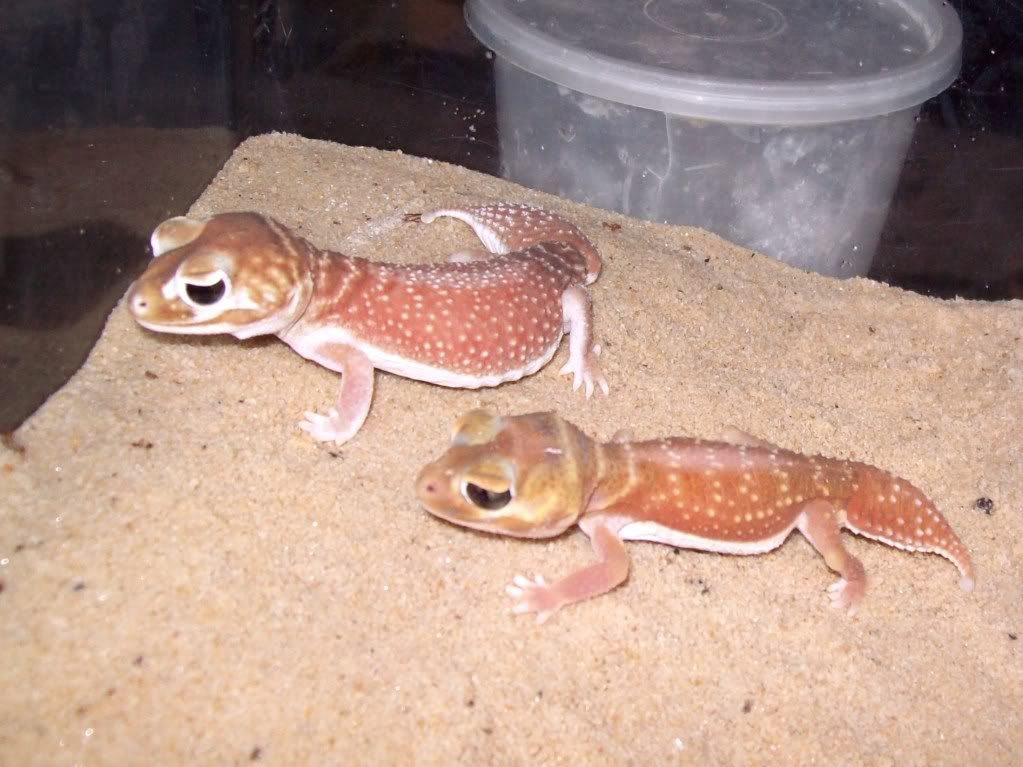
[417,410,975,622]
[128,205,607,445]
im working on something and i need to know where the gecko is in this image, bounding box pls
[128,203,608,444]
[416,410,975,622]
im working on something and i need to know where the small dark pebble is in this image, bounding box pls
[144,370,158,380]
[974,497,995,514]
[0,580,5,594]
[466,698,475,708]
[72,581,86,592]
[14,543,25,553]
[742,699,753,714]
[130,439,154,450]
[481,727,493,736]
[1009,633,1018,641]
[868,326,876,334]
[133,655,144,666]
[681,244,692,251]
[601,221,622,232]
[250,746,263,761]
[704,256,711,263]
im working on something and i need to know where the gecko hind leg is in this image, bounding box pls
[559,285,609,398]
[796,500,867,616]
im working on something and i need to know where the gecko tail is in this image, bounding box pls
[417,203,603,282]
[843,466,975,591]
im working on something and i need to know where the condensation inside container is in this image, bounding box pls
[496,61,919,277]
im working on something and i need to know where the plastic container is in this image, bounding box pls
[466,0,962,277]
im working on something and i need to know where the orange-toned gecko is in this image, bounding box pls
[416,410,975,621]
[128,204,608,444]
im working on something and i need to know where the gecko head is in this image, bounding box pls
[416,409,597,539]
[128,212,311,340]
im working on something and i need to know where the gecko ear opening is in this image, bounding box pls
[450,409,504,446]
[151,216,207,257]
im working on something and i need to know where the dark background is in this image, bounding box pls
[1,0,1021,431]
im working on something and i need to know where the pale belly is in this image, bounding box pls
[283,325,564,389]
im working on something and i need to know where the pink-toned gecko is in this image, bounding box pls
[128,204,608,443]
[416,410,975,621]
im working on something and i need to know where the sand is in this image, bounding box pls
[2,133,1021,765]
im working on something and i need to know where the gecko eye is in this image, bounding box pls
[184,278,227,305]
[462,482,512,511]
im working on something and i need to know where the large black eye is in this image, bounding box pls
[463,482,512,510]
[185,279,226,305]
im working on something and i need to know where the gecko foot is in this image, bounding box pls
[827,577,865,616]
[506,574,561,624]
[559,344,609,399]
[298,409,357,445]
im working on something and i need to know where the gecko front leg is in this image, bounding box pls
[507,522,630,623]
[559,285,609,398]
[298,344,375,444]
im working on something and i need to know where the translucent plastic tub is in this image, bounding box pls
[466,0,962,277]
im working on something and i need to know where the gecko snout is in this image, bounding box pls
[128,283,152,318]
[415,464,442,503]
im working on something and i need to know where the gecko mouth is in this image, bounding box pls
[462,482,512,510]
